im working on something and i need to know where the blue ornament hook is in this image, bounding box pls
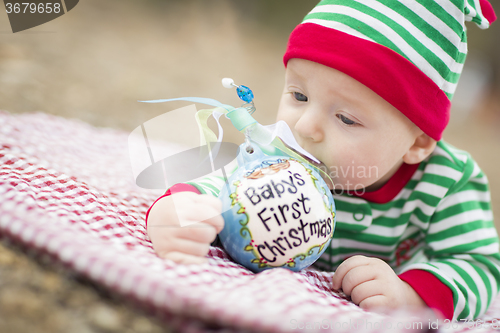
[222,78,256,114]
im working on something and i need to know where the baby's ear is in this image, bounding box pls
[403,133,437,165]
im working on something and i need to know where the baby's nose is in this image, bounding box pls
[295,108,324,143]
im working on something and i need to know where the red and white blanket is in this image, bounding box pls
[1,111,500,333]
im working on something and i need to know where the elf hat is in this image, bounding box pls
[283,0,496,141]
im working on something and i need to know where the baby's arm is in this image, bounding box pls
[400,157,500,320]
[147,191,224,264]
[333,156,500,319]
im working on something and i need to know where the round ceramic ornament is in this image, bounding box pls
[218,143,336,272]
[140,78,335,272]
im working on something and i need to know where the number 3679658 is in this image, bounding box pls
[5,3,62,14]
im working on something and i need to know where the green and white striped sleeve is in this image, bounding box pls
[403,154,500,320]
[184,159,238,197]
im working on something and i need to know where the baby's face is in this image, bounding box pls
[277,59,421,191]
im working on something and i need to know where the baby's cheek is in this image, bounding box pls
[275,110,295,129]
[340,157,387,188]
[345,170,380,189]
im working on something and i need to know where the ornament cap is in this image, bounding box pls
[222,78,236,89]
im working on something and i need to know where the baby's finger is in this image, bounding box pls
[358,294,389,313]
[332,255,371,290]
[179,207,224,232]
[170,197,222,228]
[199,207,225,233]
[174,222,218,243]
[349,279,382,305]
[163,251,208,265]
[159,237,210,258]
[340,266,378,296]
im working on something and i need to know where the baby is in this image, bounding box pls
[147,0,500,321]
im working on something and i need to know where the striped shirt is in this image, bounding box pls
[185,140,500,320]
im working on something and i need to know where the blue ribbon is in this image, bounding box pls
[139,97,234,111]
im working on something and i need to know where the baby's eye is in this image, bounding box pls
[336,114,357,126]
[293,92,308,102]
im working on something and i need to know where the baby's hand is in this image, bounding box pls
[147,192,224,265]
[331,255,426,312]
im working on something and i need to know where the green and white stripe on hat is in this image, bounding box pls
[283,0,496,141]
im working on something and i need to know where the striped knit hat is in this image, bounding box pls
[283,0,497,141]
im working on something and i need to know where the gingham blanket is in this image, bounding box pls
[1,111,500,333]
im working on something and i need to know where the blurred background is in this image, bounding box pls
[0,0,499,331]
[1,0,499,225]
